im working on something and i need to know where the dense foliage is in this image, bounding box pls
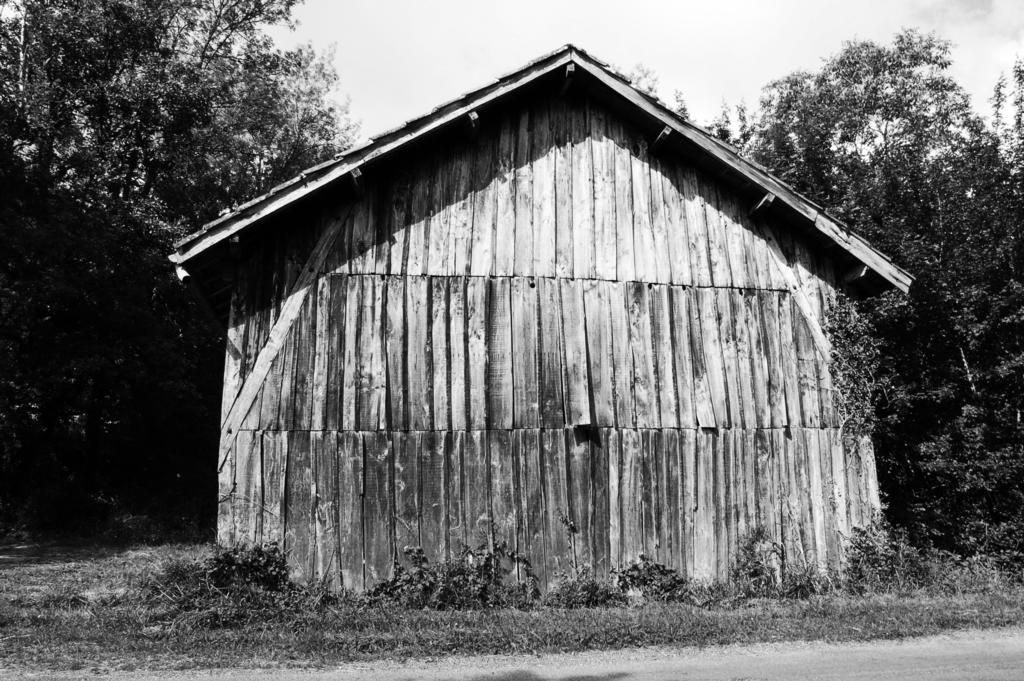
[708,31,1024,561]
[0,0,354,533]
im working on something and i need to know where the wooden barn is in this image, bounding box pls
[170,45,912,590]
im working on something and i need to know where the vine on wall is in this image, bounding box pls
[826,292,881,438]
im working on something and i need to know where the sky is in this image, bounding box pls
[270,0,1024,140]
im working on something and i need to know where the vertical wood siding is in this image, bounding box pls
[217,94,876,590]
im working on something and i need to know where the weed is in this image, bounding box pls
[544,566,626,608]
[368,542,539,610]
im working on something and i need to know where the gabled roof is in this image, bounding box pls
[169,44,912,295]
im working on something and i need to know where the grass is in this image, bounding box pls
[2,542,1024,672]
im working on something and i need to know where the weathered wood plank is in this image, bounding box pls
[430,278,450,430]
[469,129,496,276]
[289,287,317,427]
[631,146,657,283]
[487,277,514,429]
[561,279,591,425]
[466,277,489,430]
[449,278,468,430]
[446,431,467,556]
[285,430,314,582]
[733,290,756,429]
[451,147,474,275]
[494,114,517,276]
[550,102,572,278]
[648,160,673,284]
[349,194,375,273]
[668,287,697,428]
[426,151,452,276]
[609,282,636,427]
[714,430,730,581]
[686,287,716,428]
[514,429,546,586]
[340,276,361,430]
[792,296,822,428]
[385,276,407,430]
[221,283,245,426]
[312,432,339,588]
[680,167,712,287]
[491,430,517,553]
[538,278,566,428]
[591,108,617,280]
[680,428,696,578]
[628,283,659,428]
[357,276,386,430]
[716,289,742,429]
[403,160,428,274]
[337,431,363,590]
[571,103,596,279]
[693,429,715,581]
[387,173,410,275]
[611,119,635,282]
[583,280,615,426]
[261,431,288,547]
[697,288,728,426]
[234,430,262,546]
[394,432,420,560]
[532,102,557,278]
[513,108,534,277]
[591,429,610,578]
[511,277,540,427]
[662,429,680,569]
[661,161,690,286]
[464,430,491,548]
[754,291,782,428]
[217,433,236,546]
[649,284,678,428]
[310,276,331,430]
[619,428,642,563]
[407,276,433,430]
[805,428,828,569]
[542,429,571,576]
[421,431,446,562]
[363,431,394,585]
[567,429,593,572]
[606,429,622,568]
[701,178,732,287]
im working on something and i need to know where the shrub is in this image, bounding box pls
[730,526,783,597]
[844,516,933,593]
[369,542,539,610]
[844,516,1017,595]
[614,555,699,603]
[140,543,342,627]
[544,566,627,608]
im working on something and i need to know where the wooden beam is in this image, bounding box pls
[464,111,480,139]
[843,264,869,284]
[650,125,672,154]
[217,206,354,461]
[347,167,364,197]
[759,227,832,360]
[559,62,576,96]
[749,193,775,217]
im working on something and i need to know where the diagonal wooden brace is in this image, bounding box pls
[218,206,354,461]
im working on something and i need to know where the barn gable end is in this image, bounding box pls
[178,46,903,589]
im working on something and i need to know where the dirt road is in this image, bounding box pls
[16,626,1024,680]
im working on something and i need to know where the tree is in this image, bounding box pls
[747,31,1024,558]
[0,0,355,534]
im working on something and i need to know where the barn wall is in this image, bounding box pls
[216,95,880,589]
